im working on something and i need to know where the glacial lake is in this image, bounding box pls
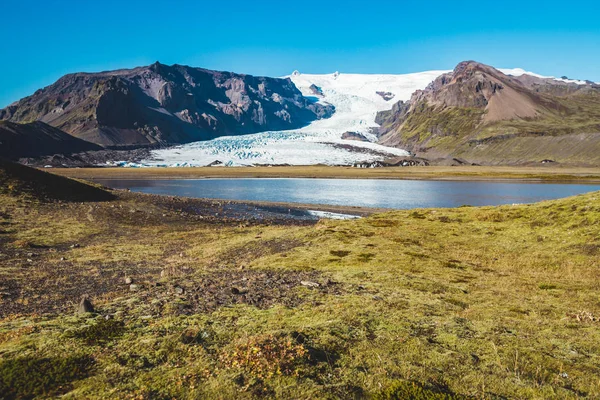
[93,178,600,209]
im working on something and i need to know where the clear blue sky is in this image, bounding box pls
[1,0,599,107]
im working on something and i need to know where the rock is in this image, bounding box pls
[231,287,248,295]
[129,284,141,292]
[174,286,185,295]
[60,257,66,261]
[300,280,320,288]
[77,297,94,313]
[70,243,80,248]
[125,277,133,284]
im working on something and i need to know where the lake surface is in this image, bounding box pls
[93,178,600,209]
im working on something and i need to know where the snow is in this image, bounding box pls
[306,210,361,220]
[142,70,448,167]
[128,66,586,167]
[499,68,589,85]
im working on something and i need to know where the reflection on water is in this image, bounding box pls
[93,178,600,209]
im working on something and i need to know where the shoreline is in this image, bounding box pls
[47,165,600,182]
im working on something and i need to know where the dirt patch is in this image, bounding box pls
[0,258,159,316]
[109,270,343,315]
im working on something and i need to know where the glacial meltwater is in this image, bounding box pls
[93,178,600,209]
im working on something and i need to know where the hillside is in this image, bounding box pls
[0,121,101,159]
[0,158,114,202]
[377,61,600,165]
[0,62,333,148]
[0,169,599,397]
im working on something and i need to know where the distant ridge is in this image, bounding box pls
[0,121,101,159]
[0,158,115,202]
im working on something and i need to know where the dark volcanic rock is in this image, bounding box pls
[77,297,94,313]
[341,131,370,142]
[1,62,334,148]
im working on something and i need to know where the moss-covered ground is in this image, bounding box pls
[1,172,599,398]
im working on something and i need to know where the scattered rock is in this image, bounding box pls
[125,277,133,285]
[129,284,141,292]
[174,286,185,295]
[70,243,81,249]
[77,297,94,313]
[60,257,66,261]
[300,280,320,288]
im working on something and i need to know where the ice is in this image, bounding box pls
[143,70,449,166]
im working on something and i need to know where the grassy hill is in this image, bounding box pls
[0,168,599,398]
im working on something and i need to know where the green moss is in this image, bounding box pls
[66,318,126,345]
[375,380,466,400]
[0,355,93,399]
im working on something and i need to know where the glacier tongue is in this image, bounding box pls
[142,70,451,167]
[138,67,551,167]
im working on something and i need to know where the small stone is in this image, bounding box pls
[129,284,141,292]
[125,277,133,285]
[77,297,94,313]
[60,257,66,261]
[26,252,35,257]
[70,244,80,249]
[26,259,33,263]
[300,280,320,288]
[174,286,185,295]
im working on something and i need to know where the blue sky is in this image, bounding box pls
[1,0,599,107]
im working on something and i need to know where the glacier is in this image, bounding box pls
[128,67,553,167]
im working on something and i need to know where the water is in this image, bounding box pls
[93,178,600,209]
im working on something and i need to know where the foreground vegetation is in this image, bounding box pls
[1,164,599,398]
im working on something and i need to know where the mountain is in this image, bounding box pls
[142,70,447,166]
[0,121,101,159]
[377,61,600,165]
[0,62,334,148]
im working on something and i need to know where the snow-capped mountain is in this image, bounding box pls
[142,70,449,166]
[136,66,591,167]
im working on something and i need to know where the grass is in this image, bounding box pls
[1,174,600,398]
[48,164,600,182]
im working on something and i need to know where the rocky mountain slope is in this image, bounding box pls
[0,62,333,148]
[0,121,101,159]
[377,61,600,165]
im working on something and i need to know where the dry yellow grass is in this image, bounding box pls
[49,165,600,182]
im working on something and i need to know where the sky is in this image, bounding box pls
[1,0,599,107]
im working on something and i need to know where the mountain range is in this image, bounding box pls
[2,61,600,166]
[0,62,333,149]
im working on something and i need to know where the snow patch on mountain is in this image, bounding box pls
[499,68,589,85]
